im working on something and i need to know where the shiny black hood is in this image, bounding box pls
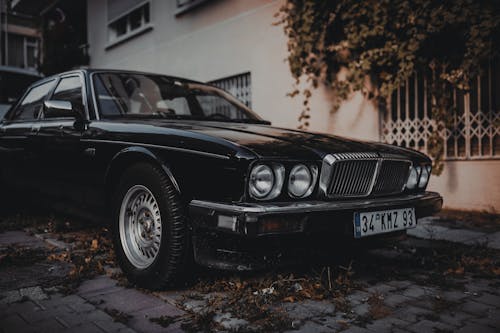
[97,119,429,162]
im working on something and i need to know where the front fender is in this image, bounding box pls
[106,146,181,193]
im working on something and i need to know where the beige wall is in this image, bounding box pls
[87,0,500,212]
[428,160,500,213]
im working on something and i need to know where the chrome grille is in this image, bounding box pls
[328,160,378,197]
[320,152,411,198]
[372,160,411,195]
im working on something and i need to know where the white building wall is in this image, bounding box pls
[87,0,499,212]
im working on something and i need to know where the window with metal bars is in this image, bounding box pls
[381,61,500,160]
[208,72,252,109]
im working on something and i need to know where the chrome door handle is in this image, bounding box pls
[31,125,41,133]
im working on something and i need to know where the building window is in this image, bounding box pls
[176,0,211,15]
[209,72,252,109]
[7,34,39,69]
[381,61,500,160]
[107,0,151,46]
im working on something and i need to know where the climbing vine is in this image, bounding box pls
[276,0,500,174]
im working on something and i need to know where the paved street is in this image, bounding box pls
[1,215,499,332]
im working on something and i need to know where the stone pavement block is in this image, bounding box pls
[55,311,90,328]
[438,310,475,327]
[364,317,409,332]
[441,290,469,302]
[386,280,413,290]
[0,300,40,317]
[300,300,336,315]
[40,294,86,308]
[393,305,432,323]
[131,303,184,320]
[0,290,22,305]
[87,288,166,314]
[93,318,130,333]
[402,285,427,298]
[406,319,455,333]
[483,231,500,250]
[0,314,32,333]
[407,224,449,240]
[127,316,172,333]
[18,305,73,324]
[351,302,370,317]
[473,293,500,307]
[68,301,98,313]
[335,325,372,333]
[284,320,332,333]
[310,313,347,331]
[0,231,46,248]
[470,307,500,329]
[456,322,498,333]
[383,294,412,308]
[153,289,189,306]
[364,283,396,295]
[471,316,500,330]
[60,322,104,333]
[19,286,48,301]
[31,318,66,332]
[78,276,119,296]
[460,300,492,316]
[346,290,370,306]
[128,304,184,333]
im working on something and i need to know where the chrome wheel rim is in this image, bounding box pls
[119,185,162,269]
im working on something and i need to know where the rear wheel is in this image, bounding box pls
[112,162,190,289]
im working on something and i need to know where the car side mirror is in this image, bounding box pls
[44,100,82,119]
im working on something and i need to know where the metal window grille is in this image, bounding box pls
[209,72,252,109]
[381,61,500,160]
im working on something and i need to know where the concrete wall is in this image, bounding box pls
[428,160,500,213]
[87,0,500,212]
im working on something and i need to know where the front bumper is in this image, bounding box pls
[189,191,443,236]
[188,192,443,270]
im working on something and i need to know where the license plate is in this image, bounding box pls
[354,207,416,238]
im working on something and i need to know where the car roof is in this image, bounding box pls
[45,68,204,85]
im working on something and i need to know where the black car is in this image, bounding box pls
[0,69,443,289]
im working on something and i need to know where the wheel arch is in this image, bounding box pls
[105,146,181,197]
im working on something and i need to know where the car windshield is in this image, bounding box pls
[93,72,265,123]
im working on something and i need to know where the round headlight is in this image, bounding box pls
[406,166,421,190]
[249,164,275,199]
[288,164,313,198]
[418,165,431,188]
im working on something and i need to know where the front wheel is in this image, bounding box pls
[112,163,190,289]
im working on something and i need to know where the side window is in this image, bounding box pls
[51,76,84,116]
[12,80,55,121]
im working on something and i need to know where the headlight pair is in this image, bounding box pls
[406,164,431,190]
[249,163,318,200]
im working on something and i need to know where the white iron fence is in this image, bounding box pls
[381,62,500,160]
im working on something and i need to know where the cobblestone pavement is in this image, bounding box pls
[1,217,499,333]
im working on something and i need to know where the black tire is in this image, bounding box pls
[112,162,190,289]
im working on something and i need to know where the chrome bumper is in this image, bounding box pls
[190,192,442,215]
[189,192,443,236]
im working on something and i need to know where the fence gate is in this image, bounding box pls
[381,62,500,160]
